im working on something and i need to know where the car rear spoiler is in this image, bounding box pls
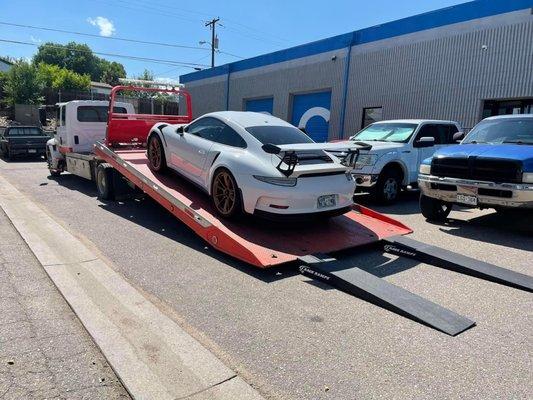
[262,142,372,177]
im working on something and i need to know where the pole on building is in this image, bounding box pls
[205,17,220,68]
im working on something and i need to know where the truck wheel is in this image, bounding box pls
[96,163,115,200]
[375,169,401,204]
[148,135,167,173]
[211,169,242,219]
[420,194,452,221]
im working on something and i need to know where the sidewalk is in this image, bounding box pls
[0,208,130,400]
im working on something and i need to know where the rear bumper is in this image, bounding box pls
[8,147,46,156]
[419,174,533,208]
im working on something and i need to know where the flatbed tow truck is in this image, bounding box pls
[48,85,532,337]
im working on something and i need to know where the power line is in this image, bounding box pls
[0,39,210,68]
[0,21,210,52]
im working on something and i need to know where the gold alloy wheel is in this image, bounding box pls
[212,171,237,216]
[149,138,162,170]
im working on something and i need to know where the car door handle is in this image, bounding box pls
[198,149,206,155]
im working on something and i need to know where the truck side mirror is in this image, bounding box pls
[453,132,465,142]
[414,137,435,148]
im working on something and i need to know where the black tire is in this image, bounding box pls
[96,163,115,200]
[420,194,452,221]
[211,169,242,219]
[374,168,402,204]
[147,135,167,173]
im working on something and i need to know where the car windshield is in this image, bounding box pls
[6,127,44,136]
[245,125,314,145]
[350,123,418,143]
[463,118,533,145]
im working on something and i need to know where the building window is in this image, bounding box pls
[362,107,383,128]
[482,99,533,119]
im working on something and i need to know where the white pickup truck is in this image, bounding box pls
[347,119,463,203]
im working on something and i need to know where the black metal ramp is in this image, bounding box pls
[299,255,475,336]
[382,236,533,293]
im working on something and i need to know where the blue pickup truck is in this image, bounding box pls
[418,114,533,221]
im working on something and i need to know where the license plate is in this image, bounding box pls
[457,193,478,206]
[28,149,37,153]
[317,194,338,209]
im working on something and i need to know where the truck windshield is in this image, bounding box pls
[245,125,314,145]
[463,118,533,145]
[6,127,44,136]
[350,123,418,143]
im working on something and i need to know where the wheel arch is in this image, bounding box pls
[381,161,407,186]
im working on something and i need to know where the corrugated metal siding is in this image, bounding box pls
[183,13,533,138]
[344,19,533,133]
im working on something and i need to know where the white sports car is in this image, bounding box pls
[146,111,366,219]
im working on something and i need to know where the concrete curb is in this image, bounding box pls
[0,174,264,400]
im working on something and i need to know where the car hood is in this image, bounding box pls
[434,144,533,170]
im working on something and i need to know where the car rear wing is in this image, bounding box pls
[106,85,192,148]
[262,141,372,177]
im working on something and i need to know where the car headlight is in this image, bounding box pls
[354,154,378,169]
[253,175,297,187]
[522,172,533,183]
[419,164,431,175]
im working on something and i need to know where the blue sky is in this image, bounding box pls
[1,0,467,81]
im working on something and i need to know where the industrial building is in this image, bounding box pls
[180,0,533,142]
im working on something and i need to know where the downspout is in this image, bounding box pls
[338,32,356,140]
[225,64,231,111]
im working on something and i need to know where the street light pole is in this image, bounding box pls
[205,17,220,68]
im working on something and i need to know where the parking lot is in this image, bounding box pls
[1,157,531,400]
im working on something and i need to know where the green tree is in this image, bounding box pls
[33,41,126,82]
[0,71,8,106]
[36,63,90,91]
[3,61,43,105]
[100,61,126,86]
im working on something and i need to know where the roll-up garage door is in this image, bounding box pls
[245,97,274,115]
[291,91,331,142]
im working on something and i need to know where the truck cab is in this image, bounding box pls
[347,119,462,203]
[418,114,533,221]
[55,100,134,154]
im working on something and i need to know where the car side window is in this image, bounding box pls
[214,124,247,148]
[186,117,223,142]
[416,124,443,145]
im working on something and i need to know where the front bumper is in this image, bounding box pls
[419,174,533,208]
[237,173,356,215]
[352,173,379,188]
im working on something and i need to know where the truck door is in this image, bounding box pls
[56,105,67,150]
[412,124,443,180]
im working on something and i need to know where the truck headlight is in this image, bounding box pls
[354,154,378,169]
[419,164,431,175]
[522,173,533,183]
[253,175,297,187]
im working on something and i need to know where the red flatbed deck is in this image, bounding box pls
[95,144,412,267]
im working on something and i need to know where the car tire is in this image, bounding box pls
[96,163,115,200]
[420,194,452,221]
[147,135,167,173]
[374,169,401,204]
[211,169,242,219]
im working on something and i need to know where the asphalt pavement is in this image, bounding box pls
[0,157,531,400]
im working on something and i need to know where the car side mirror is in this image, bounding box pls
[175,126,185,135]
[453,131,465,142]
[414,137,435,148]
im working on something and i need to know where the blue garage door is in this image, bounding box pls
[291,91,331,142]
[245,97,274,115]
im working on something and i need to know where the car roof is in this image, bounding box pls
[482,114,533,121]
[203,111,293,128]
[371,119,460,125]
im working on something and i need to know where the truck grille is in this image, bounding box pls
[431,157,522,183]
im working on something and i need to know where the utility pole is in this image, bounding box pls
[205,17,220,68]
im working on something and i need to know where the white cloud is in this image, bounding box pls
[30,35,42,43]
[87,16,115,37]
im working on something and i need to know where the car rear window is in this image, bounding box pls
[6,127,44,136]
[245,125,314,145]
[77,106,127,122]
